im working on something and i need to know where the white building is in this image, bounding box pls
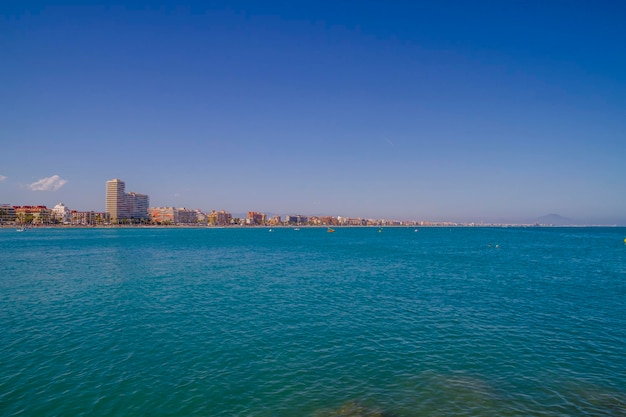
[127,192,149,220]
[106,179,149,223]
[106,179,129,222]
[52,202,71,223]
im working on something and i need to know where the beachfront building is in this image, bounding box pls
[14,205,52,225]
[195,210,208,224]
[285,215,308,225]
[106,179,129,222]
[0,204,16,224]
[246,211,266,225]
[106,179,149,223]
[149,207,178,224]
[70,211,109,225]
[148,207,208,225]
[208,210,232,226]
[52,202,72,223]
[310,216,339,226]
[73,211,94,225]
[267,215,282,225]
[217,210,232,226]
[126,192,150,221]
[177,208,202,225]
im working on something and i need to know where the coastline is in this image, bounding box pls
[1,223,622,229]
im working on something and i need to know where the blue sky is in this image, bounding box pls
[1,1,625,224]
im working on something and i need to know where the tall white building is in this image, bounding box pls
[106,179,149,223]
[106,179,129,222]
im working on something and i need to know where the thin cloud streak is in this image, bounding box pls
[28,175,68,192]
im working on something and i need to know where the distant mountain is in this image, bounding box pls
[534,213,573,226]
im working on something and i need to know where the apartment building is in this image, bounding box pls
[106,179,149,223]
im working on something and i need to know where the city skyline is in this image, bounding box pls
[0,191,617,227]
[1,2,625,225]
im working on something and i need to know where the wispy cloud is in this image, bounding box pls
[28,175,68,191]
[0,175,6,182]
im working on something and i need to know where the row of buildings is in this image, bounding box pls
[104,179,416,226]
[0,203,109,226]
[0,201,416,227]
[0,179,153,226]
[0,178,419,227]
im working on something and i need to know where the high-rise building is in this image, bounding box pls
[106,179,129,223]
[127,192,149,220]
[106,179,149,223]
[106,178,130,223]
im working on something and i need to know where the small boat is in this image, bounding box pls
[327,228,335,233]
[16,227,25,232]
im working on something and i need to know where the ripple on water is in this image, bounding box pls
[1,227,625,416]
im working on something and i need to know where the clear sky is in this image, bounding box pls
[2,1,625,224]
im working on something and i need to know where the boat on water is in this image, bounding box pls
[327,228,335,233]
[16,227,26,232]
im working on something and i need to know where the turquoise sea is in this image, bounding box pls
[1,227,625,416]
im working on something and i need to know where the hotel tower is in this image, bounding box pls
[106,179,129,222]
[106,179,149,223]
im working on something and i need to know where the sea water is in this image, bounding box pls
[1,226,624,416]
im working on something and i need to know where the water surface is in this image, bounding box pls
[1,227,625,416]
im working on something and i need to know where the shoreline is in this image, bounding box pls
[2,224,622,229]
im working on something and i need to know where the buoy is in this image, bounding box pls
[624,238,626,244]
